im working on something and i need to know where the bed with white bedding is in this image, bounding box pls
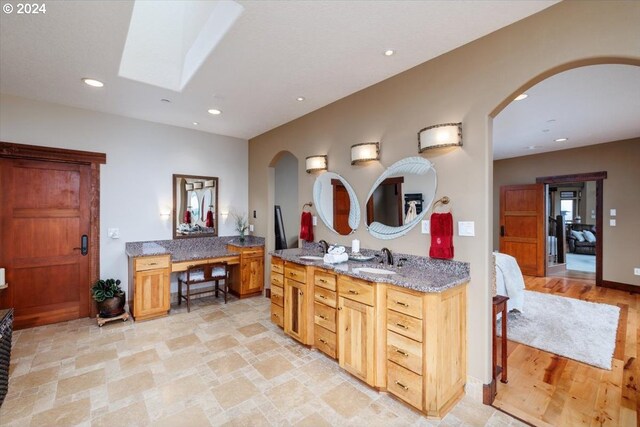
[494,252,526,313]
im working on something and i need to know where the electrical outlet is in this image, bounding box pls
[634,268,640,276]
[609,219,616,227]
[421,220,430,234]
[610,208,616,216]
[458,221,475,237]
[249,224,254,232]
[107,228,120,239]
[312,216,318,226]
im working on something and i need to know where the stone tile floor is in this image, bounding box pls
[0,295,525,426]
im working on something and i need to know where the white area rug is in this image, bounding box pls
[566,253,596,273]
[498,290,620,369]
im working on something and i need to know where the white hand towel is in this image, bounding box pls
[328,245,345,255]
[323,253,349,264]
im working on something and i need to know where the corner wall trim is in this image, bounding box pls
[601,280,640,294]
[483,379,496,405]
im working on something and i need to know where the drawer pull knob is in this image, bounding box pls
[289,272,295,276]
[348,290,359,295]
[273,313,279,318]
[318,315,328,320]
[319,338,328,345]
[395,348,409,357]
[320,279,328,283]
[395,381,409,391]
[319,295,327,299]
[395,301,409,307]
[396,323,408,330]
[299,291,304,296]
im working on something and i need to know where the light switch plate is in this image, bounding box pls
[610,209,617,216]
[458,221,475,237]
[609,219,616,226]
[634,268,640,276]
[249,224,254,232]
[107,228,120,239]
[421,220,430,234]
[312,216,318,226]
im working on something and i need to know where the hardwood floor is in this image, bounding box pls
[493,275,637,427]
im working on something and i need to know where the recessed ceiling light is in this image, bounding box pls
[208,109,222,115]
[160,98,171,103]
[296,97,305,102]
[82,78,104,88]
[514,93,528,101]
[554,138,568,142]
[192,122,199,126]
[384,49,395,56]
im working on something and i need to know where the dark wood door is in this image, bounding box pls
[332,179,352,235]
[499,184,545,277]
[0,158,91,328]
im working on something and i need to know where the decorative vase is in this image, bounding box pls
[238,230,246,243]
[96,293,126,318]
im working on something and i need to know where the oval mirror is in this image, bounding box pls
[313,172,360,235]
[190,192,200,221]
[201,188,212,222]
[365,156,437,239]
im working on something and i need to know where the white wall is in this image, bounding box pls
[0,94,248,291]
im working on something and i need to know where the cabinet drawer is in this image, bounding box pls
[387,287,423,320]
[338,276,374,306]
[314,324,337,359]
[387,330,422,375]
[314,286,336,308]
[135,256,170,272]
[314,271,336,291]
[387,361,423,410]
[271,258,284,275]
[387,310,423,342]
[314,302,336,332]
[271,284,284,307]
[284,262,307,283]
[271,303,284,328]
[271,272,284,287]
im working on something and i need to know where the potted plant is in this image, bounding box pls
[231,211,249,242]
[91,278,126,318]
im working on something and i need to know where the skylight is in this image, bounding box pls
[118,0,244,92]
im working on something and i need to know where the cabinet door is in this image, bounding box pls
[134,268,170,319]
[242,255,264,294]
[284,281,307,343]
[338,296,375,385]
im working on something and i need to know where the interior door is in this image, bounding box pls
[499,184,545,276]
[331,179,352,235]
[0,158,91,328]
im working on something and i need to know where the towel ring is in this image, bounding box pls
[432,196,451,212]
[302,202,313,211]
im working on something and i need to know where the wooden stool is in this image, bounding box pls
[178,262,229,312]
[493,295,509,384]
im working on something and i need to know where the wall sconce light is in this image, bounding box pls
[305,155,328,173]
[185,183,194,191]
[193,181,203,190]
[160,211,171,219]
[418,122,462,152]
[204,179,215,188]
[351,142,380,165]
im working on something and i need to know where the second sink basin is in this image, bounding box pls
[352,267,397,275]
[298,255,324,261]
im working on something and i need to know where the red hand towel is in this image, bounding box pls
[429,212,454,259]
[183,209,191,224]
[206,210,214,228]
[300,211,314,242]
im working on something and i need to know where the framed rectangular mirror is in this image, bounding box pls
[173,174,218,239]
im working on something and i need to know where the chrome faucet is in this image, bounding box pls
[318,240,329,254]
[381,247,394,266]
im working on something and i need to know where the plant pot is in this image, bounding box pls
[96,293,126,318]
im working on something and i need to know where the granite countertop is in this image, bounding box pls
[126,236,265,263]
[271,248,470,293]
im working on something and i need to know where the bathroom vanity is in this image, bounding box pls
[270,248,469,419]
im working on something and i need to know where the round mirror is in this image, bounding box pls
[365,156,437,239]
[313,172,360,235]
[190,192,200,222]
[201,188,212,222]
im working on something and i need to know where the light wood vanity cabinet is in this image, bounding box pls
[386,284,467,418]
[269,256,467,419]
[227,244,264,298]
[128,255,171,321]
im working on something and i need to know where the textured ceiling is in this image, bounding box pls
[0,0,557,140]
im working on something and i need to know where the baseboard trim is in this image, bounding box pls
[601,280,640,294]
[483,379,496,405]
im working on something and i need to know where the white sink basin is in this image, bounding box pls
[352,267,397,275]
[298,255,324,261]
